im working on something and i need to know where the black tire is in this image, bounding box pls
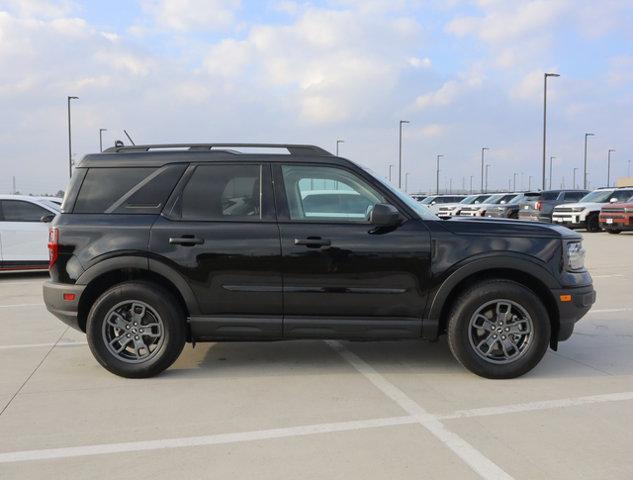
[447,280,551,379]
[607,229,622,234]
[86,281,186,378]
[586,214,601,232]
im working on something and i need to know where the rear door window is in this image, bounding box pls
[175,164,269,222]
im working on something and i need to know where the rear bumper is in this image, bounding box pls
[518,212,551,222]
[551,284,596,344]
[43,281,86,332]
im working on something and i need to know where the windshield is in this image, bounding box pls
[461,194,491,205]
[420,196,437,205]
[578,190,628,203]
[40,200,61,212]
[491,194,518,205]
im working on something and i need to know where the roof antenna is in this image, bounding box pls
[123,130,136,145]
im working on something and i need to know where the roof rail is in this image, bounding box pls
[103,143,332,156]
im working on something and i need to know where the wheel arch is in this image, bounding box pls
[76,256,200,333]
[424,257,560,348]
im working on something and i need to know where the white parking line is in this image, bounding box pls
[592,274,624,278]
[0,341,87,351]
[326,340,513,480]
[589,307,633,314]
[0,303,44,309]
[438,391,633,420]
[0,416,417,464]
[2,388,632,465]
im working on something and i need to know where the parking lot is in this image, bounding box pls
[0,232,631,479]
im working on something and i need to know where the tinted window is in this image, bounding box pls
[563,191,585,201]
[1,200,50,222]
[74,168,155,213]
[180,164,261,221]
[541,191,560,200]
[282,165,384,221]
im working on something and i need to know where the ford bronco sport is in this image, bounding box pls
[43,144,595,379]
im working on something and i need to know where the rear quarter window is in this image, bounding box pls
[72,165,185,214]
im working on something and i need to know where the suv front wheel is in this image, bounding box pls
[86,281,186,378]
[447,280,550,379]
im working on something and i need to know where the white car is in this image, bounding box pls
[39,196,63,207]
[435,194,492,218]
[552,187,633,232]
[420,195,467,216]
[458,193,518,217]
[0,195,59,271]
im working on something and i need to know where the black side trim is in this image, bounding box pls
[284,316,421,339]
[222,285,283,292]
[283,286,407,294]
[190,315,282,340]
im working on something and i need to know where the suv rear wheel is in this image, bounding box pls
[447,280,550,379]
[86,281,186,378]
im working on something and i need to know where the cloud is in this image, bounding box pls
[140,0,241,32]
[414,71,483,109]
[0,0,76,19]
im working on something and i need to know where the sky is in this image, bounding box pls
[1,0,632,195]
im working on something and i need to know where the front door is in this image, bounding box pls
[274,163,431,339]
[150,163,283,339]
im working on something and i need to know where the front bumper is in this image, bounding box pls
[551,284,596,345]
[552,214,585,228]
[43,281,86,332]
[599,214,633,229]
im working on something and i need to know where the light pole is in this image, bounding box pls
[449,178,453,194]
[99,128,107,152]
[628,159,631,177]
[67,96,79,178]
[542,72,560,190]
[436,154,443,194]
[583,133,594,189]
[388,164,394,182]
[573,167,578,188]
[398,120,409,188]
[481,147,489,193]
[336,139,344,156]
[513,172,517,192]
[469,175,474,194]
[485,164,490,193]
[549,156,556,190]
[607,149,615,187]
[405,172,411,193]
[528,175,533,190]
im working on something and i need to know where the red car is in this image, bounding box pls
[599,196,633,234]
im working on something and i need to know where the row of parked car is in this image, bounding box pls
[414,186,633,233]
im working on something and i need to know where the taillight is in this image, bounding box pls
[535,201,542,211]
[48,227,59,269]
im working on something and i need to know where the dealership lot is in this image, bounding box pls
[1,232,632,479]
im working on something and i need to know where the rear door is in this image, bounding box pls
[274,163,432,339]
[150,162,283,339]
[0,200,52,269]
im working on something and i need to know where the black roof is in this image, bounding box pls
[80,143,337,168]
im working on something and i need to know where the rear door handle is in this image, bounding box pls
[169,235,204,246]
[294,237,331,248]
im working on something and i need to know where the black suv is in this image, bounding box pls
[44,144,595,379]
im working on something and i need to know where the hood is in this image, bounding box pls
[602,202,633,209]
[443,216,579,239]
[554,202,604,210]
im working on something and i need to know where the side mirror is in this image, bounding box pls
[40,213,55,223]
[431,201,436,205]
[368,203,400,227]
[610,198,618,203]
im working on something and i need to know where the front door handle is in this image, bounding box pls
[294,237,331,248]
[169,235,204,246]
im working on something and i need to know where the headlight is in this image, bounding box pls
[565,241,586,271]
[571,207,585,212]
